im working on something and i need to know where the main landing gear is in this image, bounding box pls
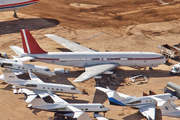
[13,10,18,18]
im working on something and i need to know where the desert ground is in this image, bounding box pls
[1,0,180,120]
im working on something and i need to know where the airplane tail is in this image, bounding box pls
[96,87,132,106]
[2,69,24,82]
[20,29,47,54]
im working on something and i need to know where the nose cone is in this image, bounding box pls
[104,107,110,112]
[74,89,82,94]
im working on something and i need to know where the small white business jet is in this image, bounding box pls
[2,69,81,102]
[159,100,180,118]
[0,0,39,18]
[96,87,178,120]
[0,58,55,78]
[10,29,166,82]
[23,90,109,120]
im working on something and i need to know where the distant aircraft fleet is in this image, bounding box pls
[0,0,179,120]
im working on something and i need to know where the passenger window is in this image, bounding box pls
[43,87,45,89]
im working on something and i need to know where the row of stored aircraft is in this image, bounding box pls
[0,0,178,120]
[2,68,180,120]
[1,29,177,120]
[2,69,109,120]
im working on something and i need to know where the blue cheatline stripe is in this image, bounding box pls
[0,2,37,10]
[108,97,126,106]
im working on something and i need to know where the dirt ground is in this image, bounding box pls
[1,0,180,120]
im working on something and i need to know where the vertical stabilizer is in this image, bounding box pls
[2,69,24,82]
[20,29,47,54]
[96,87,132,106]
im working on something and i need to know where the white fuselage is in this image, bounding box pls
[0,0,38,12]
[33,102,110,113]
[122,93,177,109]
[7,80,81,94]
[0,59,55,77]
[22,52,166,68]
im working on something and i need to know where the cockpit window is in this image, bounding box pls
[127,100,141,104]
[71,87,75,90]
[100,105,104,108]
[45,69,50,71]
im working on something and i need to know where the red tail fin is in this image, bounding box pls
[20,29,47,54]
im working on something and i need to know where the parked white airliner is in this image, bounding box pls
[0,0,39,17]
[10,29,166,82]
[96,87,178,120]
[2,69,81,102]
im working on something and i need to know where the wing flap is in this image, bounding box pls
[45,34,95,52]
[67,106,92,120]
[22,89,37,103]
[73,64,118,82]
[139,104,156,120]
[93,114,109,120]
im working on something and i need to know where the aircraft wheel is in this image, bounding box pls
[24,94,27,100]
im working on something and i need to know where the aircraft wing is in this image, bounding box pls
[139,104,156,120]
[27,69,44,83]
[12,56,35,62]
[150,96,166,106]
[49,93,68,104]
[73,64,118,82]
[93,114,109,120]
[45,34,96,52]
[159,100,180,117]
[22,89,38,103]
[67,106,92,120]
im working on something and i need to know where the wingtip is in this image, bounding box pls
[45,34,55,37]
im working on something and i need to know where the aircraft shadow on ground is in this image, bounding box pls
[113,67,173,78]
[0,18,60,35]
[56,48,72,52]
[0,84,12,91]
[122,109,162,120]
[35,72,81,87]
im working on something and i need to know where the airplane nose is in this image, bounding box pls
[104,107,110,111]
[75,89,82,94]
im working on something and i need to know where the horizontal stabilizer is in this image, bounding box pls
[10,46,24,56]
[12,56,35,62]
